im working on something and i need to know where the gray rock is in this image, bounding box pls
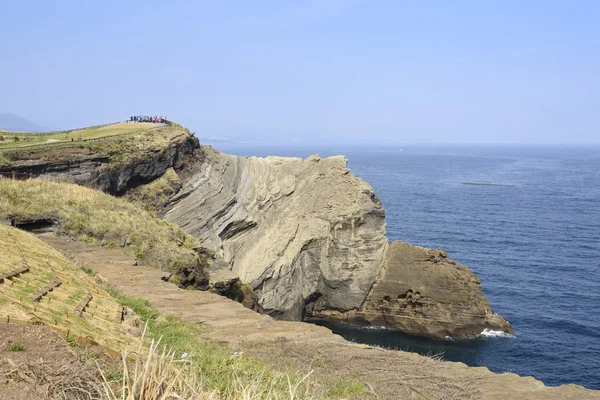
[164,150,388,320]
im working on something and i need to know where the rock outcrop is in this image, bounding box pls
[164,150,388,321]
[311,241,512,339]
[164,147,513,338]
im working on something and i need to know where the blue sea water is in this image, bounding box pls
[212,143,600,389]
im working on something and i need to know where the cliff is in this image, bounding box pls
[163,146,512,338]
[0,123,200,195]
[164,151,388,320]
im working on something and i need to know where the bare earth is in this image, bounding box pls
[41,235,600,400]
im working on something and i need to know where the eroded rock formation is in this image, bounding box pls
[164,147,513,338]
[311,241,512,339]
[164,150,388,321]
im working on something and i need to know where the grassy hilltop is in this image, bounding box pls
[0,121,193,169]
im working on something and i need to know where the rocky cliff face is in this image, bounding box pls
[164,149,388,320]
[164,147,513,338]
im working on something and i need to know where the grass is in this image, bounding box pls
[0,123,157,150]
[104,286,320,399]
[80,265,97,276]
[0,123,192,168]
[0,179,203,272]
[0,225,369,399]
[326,378,367,398]
[0,225,138,351]
[125,167,182,214]
[8,341,25,352]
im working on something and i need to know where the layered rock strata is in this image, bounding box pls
[164,148,512,338]
[165,151,388,321]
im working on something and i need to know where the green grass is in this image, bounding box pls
[8,341,25,352]
[80,265,97,276]
[326,377,367,398]
[0,179,203,273]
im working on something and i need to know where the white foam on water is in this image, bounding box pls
[480,328,516,338]
[360,325,388,331]
[444,336,454,341]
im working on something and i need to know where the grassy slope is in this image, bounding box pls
[0,179,202,272]
[125,167,182,215]
[0,226,344,399]
[0,225,137,351]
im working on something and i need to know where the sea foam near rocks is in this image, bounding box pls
[480,328,516,338]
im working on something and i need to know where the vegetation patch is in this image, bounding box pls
[125,167,182,214]
[8,341,25,352]
[0,123,192,169]
[0,179,205,273]
[326,377,367,398]
[105,286,320,399]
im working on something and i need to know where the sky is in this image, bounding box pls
[2,1,599,144]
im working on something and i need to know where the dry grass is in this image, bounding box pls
[0,179,202,272]
[124,168,182,214]
[3,355,105,400]
[106,290,324,400]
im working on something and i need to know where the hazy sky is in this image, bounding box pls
[2,1,599,144]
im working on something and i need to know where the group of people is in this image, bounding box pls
[129,115,167,123]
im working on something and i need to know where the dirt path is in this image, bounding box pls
[41,236,600,400]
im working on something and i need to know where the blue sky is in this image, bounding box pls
[2,1,599,144]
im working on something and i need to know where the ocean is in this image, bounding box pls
[211,142,600,389]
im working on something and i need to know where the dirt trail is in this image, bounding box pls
[41,236,600,400]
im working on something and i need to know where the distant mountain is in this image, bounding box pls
[0,113,49,132]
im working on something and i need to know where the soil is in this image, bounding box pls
[0,323,107,400]
[39,235,600,400]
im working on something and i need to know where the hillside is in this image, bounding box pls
[0,179,206,274]
[0,225,329,399]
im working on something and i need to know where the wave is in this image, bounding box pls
[480,328,516,338]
